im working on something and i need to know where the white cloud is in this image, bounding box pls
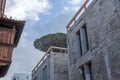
[5,0,52,21]
[72,6,80,11]
[69,0,85,5]
[63,6,79,14]
[65,0,86,12]
[63,7,69,11]
[65,0,93,16]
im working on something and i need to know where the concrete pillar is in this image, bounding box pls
[104,47,112,80]
[50,53,54,80]
[67,38,72,80]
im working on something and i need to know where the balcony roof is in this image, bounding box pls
[0,17,25,47]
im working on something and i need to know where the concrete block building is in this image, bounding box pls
[32,46,69,80]
[12,73,31,80]
[67,0,120,80]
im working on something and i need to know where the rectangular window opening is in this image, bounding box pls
[43,66,47,80]
[82,67,85,80]
[34,76,38,80]
[76,30,83,56]
[79,66,85,80]
[82,24,89,51]
[88,63,92,80]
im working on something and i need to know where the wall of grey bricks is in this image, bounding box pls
[67,0,120,80]
[32,52,69,80]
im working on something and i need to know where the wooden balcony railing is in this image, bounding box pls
[66,0,89,31]
[0,27,16,45]
[32,46,67,74]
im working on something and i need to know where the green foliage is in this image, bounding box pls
[34,33,67,52]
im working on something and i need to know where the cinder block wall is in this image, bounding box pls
[32,52,69,80]
[67,0,120,80]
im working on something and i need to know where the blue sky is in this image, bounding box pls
[1,0,92,80]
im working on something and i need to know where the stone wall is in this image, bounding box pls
[32,52,69,80]
[67,0,120,80]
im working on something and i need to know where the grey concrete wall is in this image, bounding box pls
[32,52,69,80]
[53,52,69,80]
[67,0,120,80]
[32,54,50,80]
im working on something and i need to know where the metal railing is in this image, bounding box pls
[32,46,67,74]
[66,0,89,31]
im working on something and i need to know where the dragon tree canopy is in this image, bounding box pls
[34,33,67,52]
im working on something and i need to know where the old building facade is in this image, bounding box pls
[0,17,25,77]
[67,0,120,80]
[0,0,25,77]
[32,46,69,80]
[12,73,31,80]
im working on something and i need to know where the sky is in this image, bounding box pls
[0,0,92,80]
